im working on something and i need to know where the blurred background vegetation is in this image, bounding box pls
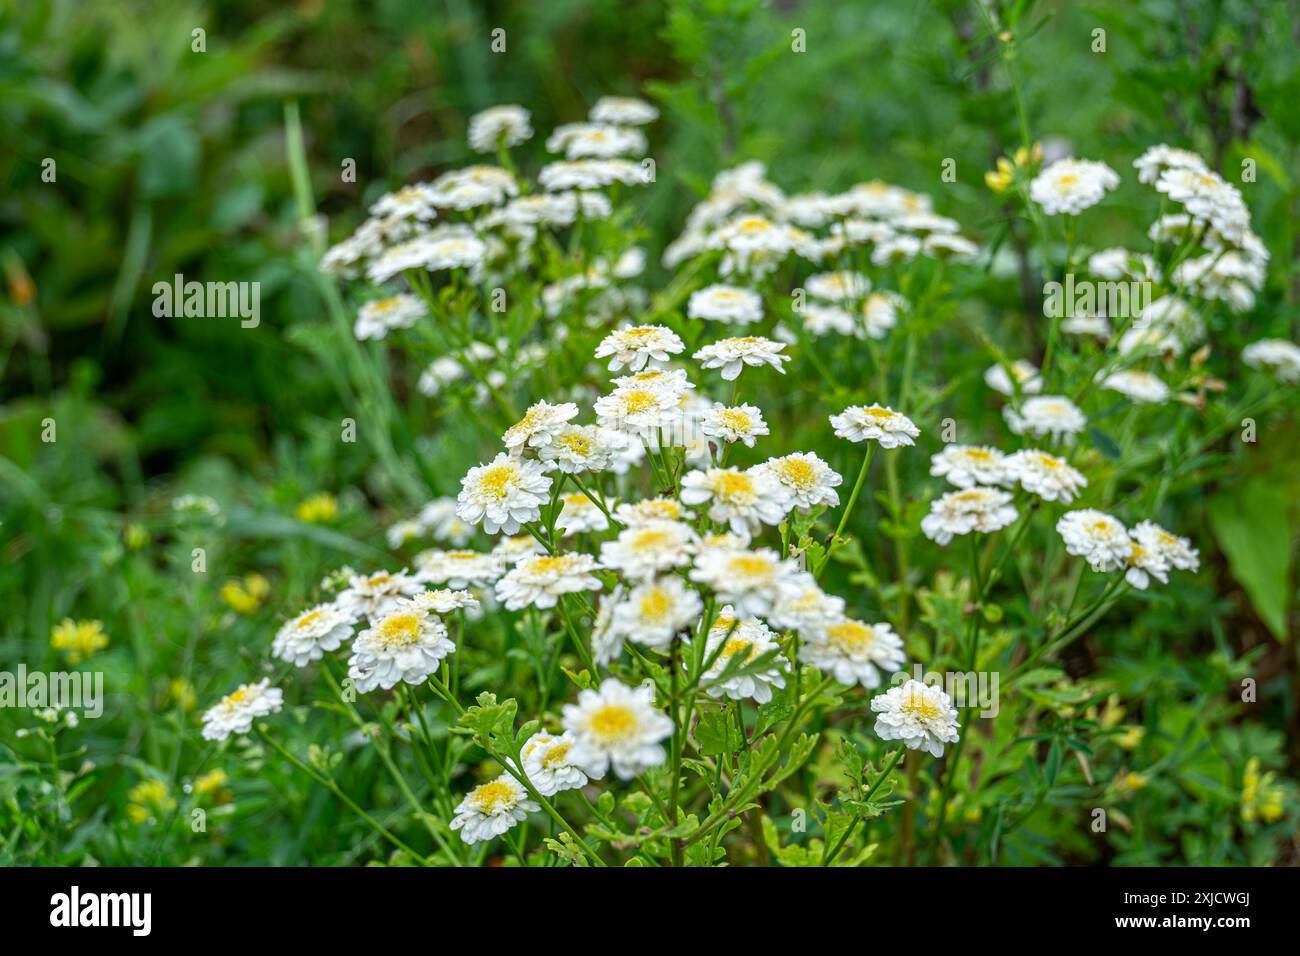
[1,0,1297,864]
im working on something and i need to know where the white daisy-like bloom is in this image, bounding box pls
[801,302,858,338]
[687,284,764,324]
[1088,247,1159,281]
[589,96,659,126]
[1242,338,1300,383]
[430,165,519,209]
[1155,166,1249,239]
[870,680,961,758]
[800,618,905,689]
[347,604,456,692]
[1004,449,1088,503]
[689,546,801,619]
[419,497,475,546]
[1130,520,1199,572]
[492,534,546,565]
[706,214,800,276]
[501,400,581,455]
[984,359,1043,397]
[615,497,687,526]
[1062,312,1112,338]
[520,732,588,797]
[1003,395,1087,442]
[386,519,424,550]
[547,122,647,159]
[701,402,769,448]
[698,613,787,703]
[556,493,610,536]
[485,191,612,230]
[272,603,353,667]
[201,679,284,741]
[450,775,538,845]
[418,355,466,397]
[538,425,616,474]
[369,183,440,222]
[679,466,792,536]
[494,552,603,610]
[594,325,684,372]
[593,384,683,433]
[692,336,789,381]
[929,445,1011,489]
[562,679,673,780]
[1057,509,1133,572]
[538,158,650,191]
[829,404,920,448]
[468,104,533,153]
[456,453,553,535]
[1124,527,1172,590]
[354,294,426,341]
[1118,324,1185,359]
[591,586,626,666]
[336,569,422,622]
[871,234,922,266]
[612,576,703,650]
[1133,144,1207,185]
[753,452,842,511]
[921,488,1018,545]
[366,226,488,284]
[923,232,979,260]
[860,292,904,338]
[414,549,503,589]
[805,270,871,303]
[599,520,697,580]
[1029,157,1120,215]
[766,573,845,632]
[1098,368,1170,404]
[408,588,480,615]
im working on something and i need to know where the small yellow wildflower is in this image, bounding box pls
[193,768,233,804]
[296,492,339,524]
[167,677,197,712]
[219,573,270,614]
[1241,757,1285,824]
[126,779,176,824]
[50,618,109,664]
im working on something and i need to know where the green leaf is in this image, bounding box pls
[1208,482,1293,641]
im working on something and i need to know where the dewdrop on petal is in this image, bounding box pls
[562,679,673,780]
[871,679,961,758]
[450,774,538,845]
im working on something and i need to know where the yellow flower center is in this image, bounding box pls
[900,690,942,721]
[377,611,421,647]
[777,457,816,488]
[1057,173,1080,187]
[471,780,515,813]
[588,704,638,743]
[542,742,572,768]
[528,556,570,575]
[827,620,874,653]
[297,610,323,629]
[639,587,672,621]
[719,409,752,432]
[714,471,754,500]
[962,449,994,463]
[621,390,657,415]
[729,554,773,579]
[559,432,594,454]
[477,463,518,499]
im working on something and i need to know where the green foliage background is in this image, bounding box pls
[1,0,1297,865]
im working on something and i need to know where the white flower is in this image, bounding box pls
[354,294,426,341]
[679,466,792,536]
[520,732,588,797]
[921,488,1018,545]
[273,603,353,667]
[468,104,533,152]
[430,165,519,208]
[538,425,618,474]
[589,96,659,126]
[1004,395,1086,442]
[800,618,905,689]
[493,534,546,564]
[556,493,610,535]
[1029,158,1119,215]
[1005,449,1088,503]
[805,270,870,303]
[593,385,683,432]
[419,497,475,546]
[495,552,603,610]
[1133,144,1207,184]
[201,679,284,741]
[369,183,440,221]
[699,614,787,703]
[615,497,688,525]
[1124,528,1172,590]
[1098,368,1170,403]
[1242,339,1300,383]
[871,234,922,266]
[829,404,920,448]
[594,325,684,372]
[501,401,581,454]
[871,680,961,757]
[753,452,842,511]
[450,775,538,844]
[929,445,1011,489]
[923,233,979,260]
[1088,247,1158,281]
[347,605,456,692]
[562,679,673,780]
[600,521,696,579]
[701,403,768,447]
[687,284,764,324]
[1130,520,1199,572]
[547,122,646,159]
[693,336,789,380]
[414,549,503,589]
[366,226,488,283]
[457,454,553,535]
[1057,509,1133,572]
[386,519,423,549]
[766,574,845,631]
[538,158,650,191]
[612,576,703,650]
[689,546,801,619]
[409,589,480,615]
[984,360,1043,397]
[336,569,422,622]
